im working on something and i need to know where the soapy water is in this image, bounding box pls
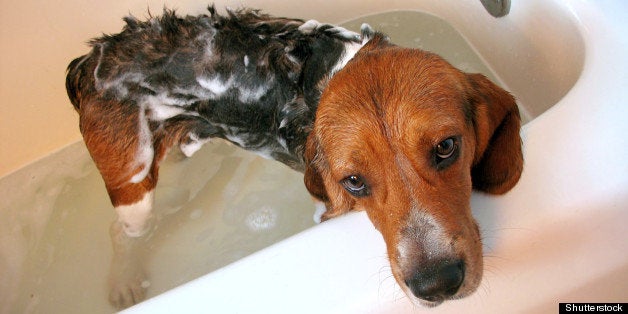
[0,11,516,314]
[2,141,315,313]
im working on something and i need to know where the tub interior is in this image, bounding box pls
[4,140,315,313]
[1,9,584,314]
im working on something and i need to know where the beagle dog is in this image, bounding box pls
[66,6,522,309]
[305,34,523,306]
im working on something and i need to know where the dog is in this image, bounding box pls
[304,34,523,306]
[66,6,522,309]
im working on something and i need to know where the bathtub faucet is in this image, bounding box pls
[480,0,510,17]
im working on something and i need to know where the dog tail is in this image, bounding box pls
[65,54,94,112]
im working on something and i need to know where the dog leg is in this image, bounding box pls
[107,189,154,309]
[103,177,157,309]
[102,150,169,309]
[76,99,163,308]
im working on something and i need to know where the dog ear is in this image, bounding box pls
[467,73,523,194]
[304,132,328,203]
[303,132,355,221]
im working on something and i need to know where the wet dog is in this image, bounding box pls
[66,6,522,309]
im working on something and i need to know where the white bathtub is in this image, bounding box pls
[1,0,626,313]
[120,0,628,313]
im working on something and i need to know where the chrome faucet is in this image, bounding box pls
[480,0,510,17]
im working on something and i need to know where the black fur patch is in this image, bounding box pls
[66,6,363,171]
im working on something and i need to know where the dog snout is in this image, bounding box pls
[404,259,465,303]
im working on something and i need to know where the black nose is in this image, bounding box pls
[404,260,465,302]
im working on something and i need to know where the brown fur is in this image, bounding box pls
[304,38,522,305]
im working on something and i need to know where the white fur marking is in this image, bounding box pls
[313,201,327,224]
[115,191,154,237]
[397,208,449,268]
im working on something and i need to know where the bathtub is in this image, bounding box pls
[121,0,628,313]
[1,0,626,313]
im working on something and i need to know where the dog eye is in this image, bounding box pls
[436,137,457,159]
[341,175,369,197]
[433,136,460,170]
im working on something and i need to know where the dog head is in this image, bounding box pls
[304,35,522,306]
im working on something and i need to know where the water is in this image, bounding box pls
[1,11,511,313]
[343,11,499,82]
[2,141,314,313]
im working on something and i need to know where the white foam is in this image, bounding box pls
[197,76,234,97]
[298,20,360,41]
[180,133,211,158]
[298,20,320,34]
[329,41,365,76]
[130,103,154,184]
[245,206,278,231]
[146,100,188,120]
[238,85,268,103]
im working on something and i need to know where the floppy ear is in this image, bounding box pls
[303,132,355,221]
[467,73,523,194]
[304,132,328,203]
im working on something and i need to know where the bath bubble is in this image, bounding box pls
[141,280,151,288]
[245,205,278,232]
[189,209,203,220]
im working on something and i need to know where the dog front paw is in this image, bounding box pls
[108,266,149,309]
[313,201,353,223]
[313,201,328,223]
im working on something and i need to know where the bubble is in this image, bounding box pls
[189,209,203,220]
[245,206,278,231]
